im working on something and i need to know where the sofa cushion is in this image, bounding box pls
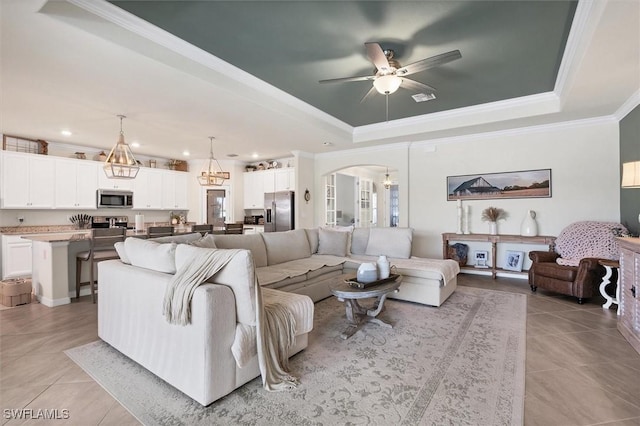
[123,237,177,273]
[257,268,308,288]
[174,244,256,326]
[149,233,203,244]
[317,228,350,256]
[305,228,319,254]
[212,234,268,267]
[189,234,217,248]
[261,229,312,265]
[365,227,413,259]
[113,241,131,264]
[350,227,370,255]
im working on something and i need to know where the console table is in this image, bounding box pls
[618,237,640,354]
[442,233,556,279]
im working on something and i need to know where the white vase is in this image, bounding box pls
[377,255,390,279]
[489,221,498,235]
[520,210,538,236]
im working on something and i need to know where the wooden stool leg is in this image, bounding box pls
[76,258,82,299]
[90,259,96,304]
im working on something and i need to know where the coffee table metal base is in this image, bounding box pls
[339,295,394,339]
[331,276,401,339]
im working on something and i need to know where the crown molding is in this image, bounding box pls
[316,142,411,159]
[352,92,559,144]
[613,90,640,121]
[291,150,315,159]
[554,0,608,104]
[62,0,353,136]
[410,115,617,150]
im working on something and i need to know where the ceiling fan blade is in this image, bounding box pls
[365,42,392,73]
[319,75,374,84]
[397,50,462,76]
[360,85,377,103]
[401,78,437,93]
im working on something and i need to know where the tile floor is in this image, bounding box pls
[1,274,639,425]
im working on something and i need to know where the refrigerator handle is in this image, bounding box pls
[265,208,272,223]
[271,201,276,227]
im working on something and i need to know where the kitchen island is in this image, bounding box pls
[21,226,207,307]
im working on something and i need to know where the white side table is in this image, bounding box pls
[598,259,620,314]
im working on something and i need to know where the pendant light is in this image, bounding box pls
[383,168,392,189]
[198,136,230,186]
[103,115,139,179]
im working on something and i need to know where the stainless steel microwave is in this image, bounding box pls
[97,189,133,209]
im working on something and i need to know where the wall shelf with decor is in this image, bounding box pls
[442,233,556,279]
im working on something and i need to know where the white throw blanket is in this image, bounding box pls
[163,248,298,391]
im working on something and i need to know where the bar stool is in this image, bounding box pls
[76,227,126,303]
[191,224,213,236]
[224,222,244,234]
[147,226,174,238]
[598,259,621,314]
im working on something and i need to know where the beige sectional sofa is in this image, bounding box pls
[211,227,459,306]
[98,226,459,406]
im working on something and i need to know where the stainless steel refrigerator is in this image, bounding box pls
[264,191,294,232]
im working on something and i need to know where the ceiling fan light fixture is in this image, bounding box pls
[198,137,230,186]
[104,115,139,179]
[373,75,402,95]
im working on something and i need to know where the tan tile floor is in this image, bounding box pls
[1,274,639,425]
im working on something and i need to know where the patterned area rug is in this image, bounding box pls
[66,286,526,425]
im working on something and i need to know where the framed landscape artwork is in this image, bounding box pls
[447,169,551,201]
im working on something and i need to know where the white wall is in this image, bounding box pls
[315,119,621,264]
[294,151,315,229]
[315,144,410,227]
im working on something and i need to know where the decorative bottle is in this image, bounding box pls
[520,210,538,236]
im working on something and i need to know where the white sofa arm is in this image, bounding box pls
[98,260,239,405]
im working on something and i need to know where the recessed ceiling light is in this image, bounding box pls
[183,151,190,156]
[412,93,437,103]
[252,153,259,159]
[227,154,238,158]
[130,142,140,148]
[61,130,72,137]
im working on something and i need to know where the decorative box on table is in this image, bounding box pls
[0,278,32,307]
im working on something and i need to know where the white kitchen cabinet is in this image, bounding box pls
[133,168,163,209]
[54,158,98,209]
[244,168,295,209]
[97,167,134,190]
[161,171,189,210]
[244,171,265,209]
[1,235,32,279]
[274,168,295,191]
[1,151,55,208]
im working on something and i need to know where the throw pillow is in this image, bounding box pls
[190,234,217,248]
[317,228,349,257]
[124,237,177,273]
[114,241,131,264]
[365,227,413,259]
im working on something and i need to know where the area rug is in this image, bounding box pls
[65,286,526,425]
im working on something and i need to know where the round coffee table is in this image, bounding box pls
[330,276,402,339]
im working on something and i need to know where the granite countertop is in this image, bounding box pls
[14,224,214,243]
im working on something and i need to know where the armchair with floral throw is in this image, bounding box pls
[528,221,628,304]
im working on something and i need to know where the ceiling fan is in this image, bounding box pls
[319,42,462,103]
